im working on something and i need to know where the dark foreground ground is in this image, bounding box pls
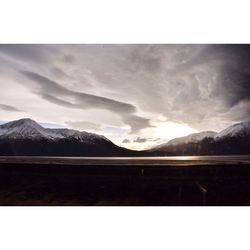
[0,156,250,205]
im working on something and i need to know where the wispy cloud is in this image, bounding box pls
[20,70,151,132]
[0,104,22,112]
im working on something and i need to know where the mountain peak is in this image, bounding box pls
[153,131,217,150]
[0,118,112,143]
[0,118,42,129]
[0,118,48,139]
[215,120,250,139]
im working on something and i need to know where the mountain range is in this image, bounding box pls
[0,118,139,156]
[0,118,250,156]
[149,121,250,155]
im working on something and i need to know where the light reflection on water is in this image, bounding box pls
[0,155,250,165]
[165,156,199,161]
[66,155,250,161]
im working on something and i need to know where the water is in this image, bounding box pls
[0,155,250,166]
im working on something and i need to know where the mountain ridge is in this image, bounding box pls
[0,118,140,156]
[0,118,110,142]
[1,118,250,156]
[150,120,250,155]
[153,131,217,149]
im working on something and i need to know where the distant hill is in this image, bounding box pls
[0,118,140,156]
[149,121,250,155]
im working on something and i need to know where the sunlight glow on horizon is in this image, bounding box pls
[119,121,198,150]
[155,122,198,140]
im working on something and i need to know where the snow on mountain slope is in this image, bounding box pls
[167,131,217,146]
[151,121,250,152]
[215,121,250,139]
[0,118,110,143]
[153,131,217,150]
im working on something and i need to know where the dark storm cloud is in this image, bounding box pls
[218,71,250,107]
[210,45,250,110]
[0,104,22,112]
[20,70,150,131]
[190,45,250,123]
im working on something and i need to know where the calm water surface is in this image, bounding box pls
[0,155,250,166]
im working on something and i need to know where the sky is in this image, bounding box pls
[0,44,250,150]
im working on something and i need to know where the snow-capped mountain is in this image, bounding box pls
[215,121,250,139]
[0,118,109,143]
[150,121,250,155]
[0,118,137,156]
[155,131,217,149]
